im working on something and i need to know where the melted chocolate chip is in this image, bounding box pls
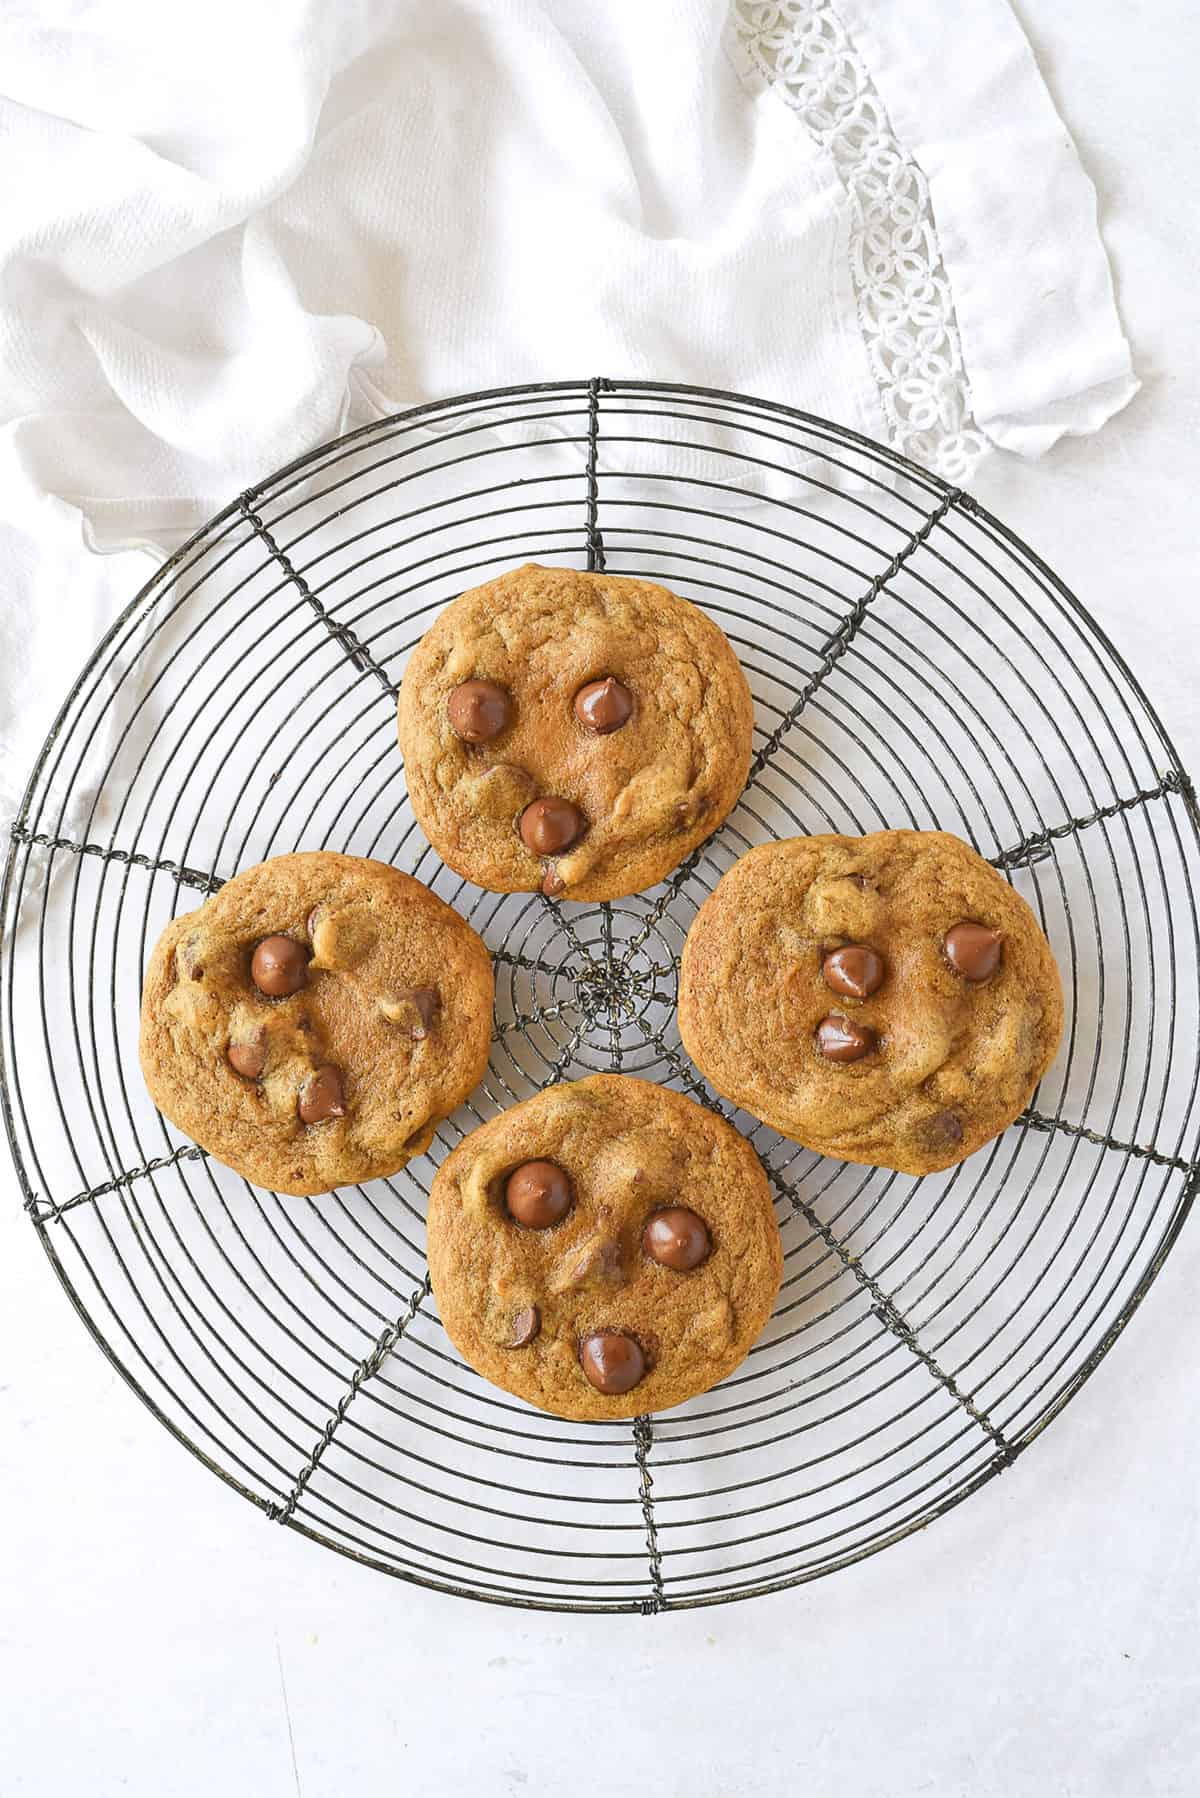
[643,1207,711,1271]
[554,1235,624,1293]
[510,1305,540,1348]
[519,796,585,856]
[298,1065,347,1124]
[504,1160,573,1229]
[227,1033,266,1080]
[447,679,512,743]
[815,1015,875,1062]
[399,986,439,1039]
[579,1330,646,1396]
[251,935,308,997]
[927,1109,964,1147]
[944,922,1003,982]
[822,944,885,999]
[574,676,633,735]
[379,987,440,1037]
[178,935,204,980]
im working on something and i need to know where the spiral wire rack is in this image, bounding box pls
[3,379,1199,1612]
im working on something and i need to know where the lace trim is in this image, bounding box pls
[729,0,988,483]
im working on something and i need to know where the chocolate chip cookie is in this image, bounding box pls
[426,1075,782,1420]
[397,564,754,901]
[678,831,1063,1176]
[139,853,493,1196]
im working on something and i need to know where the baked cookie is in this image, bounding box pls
[426,1075,782,1420]
[139,852,493,1196]
[397,564,753,901]
[678,831,1063,1176]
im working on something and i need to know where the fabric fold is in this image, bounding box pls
[835,0,1138,455]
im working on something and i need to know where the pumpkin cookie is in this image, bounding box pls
[426,1076,782,1420]
[139,853,493,1196]
[678,831,1063,1176]
[397,564,753,901]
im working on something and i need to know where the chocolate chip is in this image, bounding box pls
[382,986,439,1039]
[251,935,308,997]
[822,944,885,999]
[378,988,439,1036]
[574,676,633,735]
[510,1305,540,1348]
[298,1064,347,1124]
[944,921,1003,982]
[175,934,207,982]
[519,796,585,856]
[412,988,439,1036]
[643,1207,711,1271]
[673,794,711,834]
[448,679,512,743]
[553,1235,623,1292]
[504,1160,573,1229]
[579,1330,646,1396]
[816,1014,875,1062]
[227,1033,266,1079]
[928,1109,964,1147]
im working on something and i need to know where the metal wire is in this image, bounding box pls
[2,378,1198,1614]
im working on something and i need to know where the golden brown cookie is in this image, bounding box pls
[397,564,753,901]
[678,831,1063,1176]
[139,853,493,1196]
[426,1075,782,1420]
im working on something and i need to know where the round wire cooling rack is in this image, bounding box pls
[3,378,1200,1614]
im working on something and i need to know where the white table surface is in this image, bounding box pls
[3,3,1198,1793]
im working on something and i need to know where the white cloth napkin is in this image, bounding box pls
[0,0,1135,827]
